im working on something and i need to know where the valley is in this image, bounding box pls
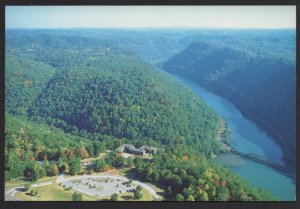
[5,28,295,201]
[171,75,295,200]
[163,33,296,169]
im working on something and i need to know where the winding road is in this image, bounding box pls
[5,173,160,201]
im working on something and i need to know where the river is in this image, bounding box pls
[171,74,295,201]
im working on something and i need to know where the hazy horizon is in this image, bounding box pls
[6,26,296,30]
[6,6,296,29]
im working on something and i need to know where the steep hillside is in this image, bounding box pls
[5,57,55,115]
[5,112,124,182]
[163,41,296,168]
[5,113,274,201]
[177,29,295,63]
[5,34,277,200]
[6,35,222,158]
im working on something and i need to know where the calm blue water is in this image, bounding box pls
[172,74,295,201]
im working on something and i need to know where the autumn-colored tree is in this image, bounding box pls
[51,164,59,176]
[102,164,110,172]
[220,180,227,187]
[81,149,89,159]
[182,155,189,161]
[65,149,74,161]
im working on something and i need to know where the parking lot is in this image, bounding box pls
[60,177,137,197]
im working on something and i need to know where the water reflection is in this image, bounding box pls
[171,74,295,201]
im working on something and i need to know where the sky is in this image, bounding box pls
[5,6,296,29]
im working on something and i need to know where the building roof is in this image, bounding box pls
[128,147,145,153]
[116,144,158,154]
[139,145,158,150]
[123,144,135,149]
[115,145,126,152]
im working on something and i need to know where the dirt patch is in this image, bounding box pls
[103,169,120,175]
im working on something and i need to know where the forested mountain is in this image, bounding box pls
[6,28,295,65]
[6,35,222,157]
[5,114,274,201]
[135,146,275,201]
[5,32,286,200]
[163,40,296,169]
[6,29,187,64]
[5,57,55,115]
[5,113,96,180]
[177,29,295,63]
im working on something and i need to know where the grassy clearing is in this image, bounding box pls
[119,168,131,176]
[146,182,165,194]
[9,168,158,201]
[139,188,156,201]
[81,153,107,163]
[5,178,29,190]
[14,182,156,201]
[121,188,155,201]
[15,183,99,201]
[5,176,57,190]
[143,182,165,200]
[15,183,72,201]
[96,188,155,201]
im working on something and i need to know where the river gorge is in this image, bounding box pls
[171,74,296,201]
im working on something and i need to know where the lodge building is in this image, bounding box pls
[115,144,158,156]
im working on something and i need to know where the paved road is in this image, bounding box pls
[5,181,54,201]
[5,195,22,201]
[55,174,64,183]
[5,173,160,201]
[57,174,160,200]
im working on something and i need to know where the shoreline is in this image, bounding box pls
[212,118,231,159]
[171,72,295,169]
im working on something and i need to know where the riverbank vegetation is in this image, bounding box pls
[163,34,296,169]
[5,32,280,201]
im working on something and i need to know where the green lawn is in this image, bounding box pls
[15,183,99,201]
[80,153,107,163]
[5,176,57,190]
[14,182,156,201]
[119,168,131,176]
[95,188,155,201]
